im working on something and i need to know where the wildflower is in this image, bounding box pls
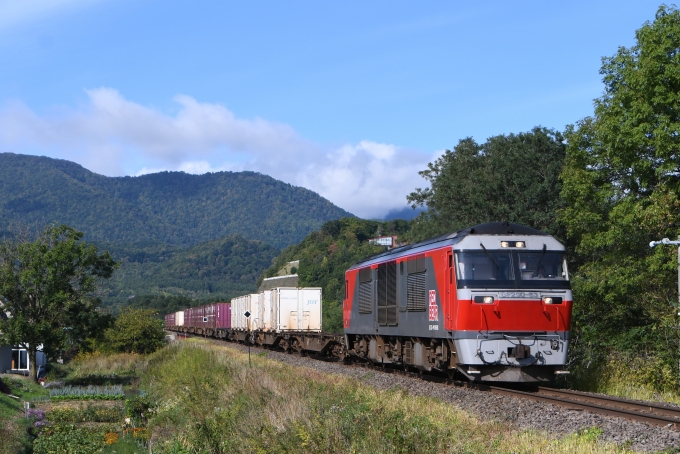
[105,432,119,445]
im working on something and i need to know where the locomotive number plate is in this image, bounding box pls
[499,292,540,299]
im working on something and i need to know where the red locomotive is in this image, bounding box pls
[343,222,572,382]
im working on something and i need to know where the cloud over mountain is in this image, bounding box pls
[0,88,433,218]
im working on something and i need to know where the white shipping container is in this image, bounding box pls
[275,287,322,332]
[231,295,250,330]
[176,311,185,326]
[261,290,276,331]
[249,294,261,331]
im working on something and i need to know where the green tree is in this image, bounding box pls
[103,308,165,354]
[0,225,117,380]
[559,6,680,389]
[407,127,566,241]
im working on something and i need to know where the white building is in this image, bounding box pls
[0,307,46,376]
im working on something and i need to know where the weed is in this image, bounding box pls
[577,426,604,442]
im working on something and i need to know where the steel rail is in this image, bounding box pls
[534,387,680,420]
[482,385,680,429]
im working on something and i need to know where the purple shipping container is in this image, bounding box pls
[214,302,231,328]
[182,303,230,329]
[165,313,175,327]
[184,306,199,328]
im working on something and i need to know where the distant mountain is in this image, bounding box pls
[0,153,352,249]
[98,234,279,307]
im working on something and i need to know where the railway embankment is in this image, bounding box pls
[144,338,639,453]
[220,341,680,453]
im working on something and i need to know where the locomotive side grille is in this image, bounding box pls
[377,264,387,308]
[377,261,398,325]
[358,281,372,314]
[386,262,398,325]
[407,272,426,311]
[378,306,387,325]
[359,267,372,283]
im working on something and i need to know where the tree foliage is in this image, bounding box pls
[0,225,117,380]
[102,308,165,354]
[559,6,680,389]
[99,234,279,308]
[407,127,566,241]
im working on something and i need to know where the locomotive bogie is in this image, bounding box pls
[345,334,457,372]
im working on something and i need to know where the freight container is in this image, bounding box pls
[214,302,231,329]
[275,288,322,332]
[261,290,276,331]
[176,310,185,326]
[185,306,205,328]
[249,294,261,330]
[231,295,251,330]
[165,312,175,327]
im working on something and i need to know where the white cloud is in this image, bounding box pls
[0,88,433,218]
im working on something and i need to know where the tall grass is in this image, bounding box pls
[142,340,627,453]
[65,351,146,378]
[567,353,680,405]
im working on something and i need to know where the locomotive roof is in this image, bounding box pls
[350,222,550,269]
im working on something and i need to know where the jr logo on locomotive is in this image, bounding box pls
[428,289,438,322]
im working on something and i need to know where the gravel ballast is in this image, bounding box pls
[220,342,680,452]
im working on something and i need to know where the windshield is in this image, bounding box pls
[455,250,569,289]
[456,251,514,282]
[518,252,568,281]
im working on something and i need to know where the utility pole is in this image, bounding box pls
[649,236,680,377]
[649,236,680,306]
[244,311,251,368]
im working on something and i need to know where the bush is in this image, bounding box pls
[102,308,166,354]
[47,404,124,424]
[33,424,114,454]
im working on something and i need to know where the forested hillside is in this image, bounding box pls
[98,235,279,308]
[0,153,351,249]
[259,217,410,332]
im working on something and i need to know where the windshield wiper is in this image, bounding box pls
[480,243,499,269]
[535,244,547,271]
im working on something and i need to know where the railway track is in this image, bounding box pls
[489,385,680,430]
[342,359,680,430]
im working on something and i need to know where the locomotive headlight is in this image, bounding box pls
[501,241,510,248]
[542,296,563,305]
[515,241,525,248]
[474,296,494,304]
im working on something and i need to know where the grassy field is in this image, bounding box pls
[0,375,50,454]
[0,352,149,454]
[141,339,629,454]
[1,341,644,453]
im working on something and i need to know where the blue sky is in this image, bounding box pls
[0,0,665,218]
